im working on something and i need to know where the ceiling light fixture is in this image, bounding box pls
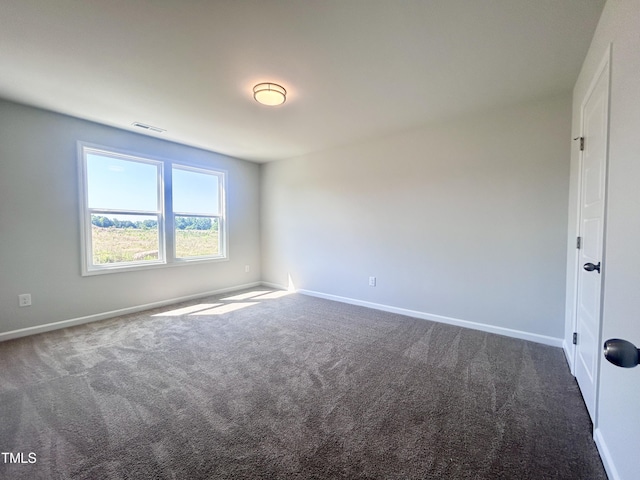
[253,83,286,106]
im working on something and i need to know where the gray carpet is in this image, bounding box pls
[0,289,606,479]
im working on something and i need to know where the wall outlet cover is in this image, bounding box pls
[18,294,32,307]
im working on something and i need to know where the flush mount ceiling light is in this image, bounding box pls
[253,83,286,106]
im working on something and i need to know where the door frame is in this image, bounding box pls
[570,45,611,428]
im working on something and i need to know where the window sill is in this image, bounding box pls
[82,256,229,276]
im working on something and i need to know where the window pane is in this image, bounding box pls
[87,153,159,211]
[91,214,160,264]
[172,167,219,215]
[175,216,219,258]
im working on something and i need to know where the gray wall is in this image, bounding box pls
[261,94,571,341]
[0,100,261,336]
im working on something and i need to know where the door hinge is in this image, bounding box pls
[573,332,578,345]
[574,136,585,151]
[576,236,582,249]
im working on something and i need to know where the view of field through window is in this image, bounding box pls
[91,214,159,264]
[91,215,219,264]
[175,216,219,258]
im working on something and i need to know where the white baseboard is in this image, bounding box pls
[297,289,563,348]
[260,281,289,290]
[594,427,620,480]
[0,282,262,342]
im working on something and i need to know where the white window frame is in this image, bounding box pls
[172,164,227,262]
[78,142,228,276]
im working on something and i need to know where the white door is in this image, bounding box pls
[598,287,640,475]
[574,58,609,422]
[590,40,640,480]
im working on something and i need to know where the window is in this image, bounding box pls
[172,166,224,259]
[79,144,226,275]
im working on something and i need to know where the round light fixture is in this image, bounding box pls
[253,83,286,106]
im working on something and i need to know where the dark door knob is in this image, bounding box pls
[583,262,601,273]
[604,339,640,368]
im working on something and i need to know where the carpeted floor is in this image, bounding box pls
[0,289,606,479]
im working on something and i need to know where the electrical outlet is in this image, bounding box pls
[245,265,250,273]
[18,294,32,307]
[369,276,376,287]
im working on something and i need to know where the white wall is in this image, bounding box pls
[261,94,571,343]
[0,100,261,337]
[566,1,640,479]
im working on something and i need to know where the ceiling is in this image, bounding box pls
[0,0,605,163]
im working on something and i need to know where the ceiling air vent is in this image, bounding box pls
[132,122,166,133]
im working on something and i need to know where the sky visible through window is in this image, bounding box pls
[172,167,219,215]
[87,153,158,211]
[87,153,219,219]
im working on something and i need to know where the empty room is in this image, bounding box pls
[1,1,639,479]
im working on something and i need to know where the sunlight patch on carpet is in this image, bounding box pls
[191,302,258,315]
[254,290,293,300]
[221,291,273,301]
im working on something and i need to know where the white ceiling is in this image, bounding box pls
[0,0,605,163]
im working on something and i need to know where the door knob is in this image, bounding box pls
[603,339,640,368]
[583,262,601,273]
